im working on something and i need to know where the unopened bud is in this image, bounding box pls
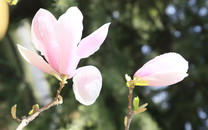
[125,74,131,82]
[11,104,17,119]
[133,96,139,111]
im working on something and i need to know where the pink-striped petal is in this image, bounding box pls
[31,8,59,71]
[72,66,102,105]
[17,44,55,74]
[134,52,188,86]
[77,23,111,59]
[57,7,83,76]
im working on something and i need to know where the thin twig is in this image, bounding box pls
[125,81,135,130]
[16,80,66,130]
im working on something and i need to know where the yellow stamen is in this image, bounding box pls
[133,76,149,86]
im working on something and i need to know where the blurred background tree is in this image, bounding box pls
[0,0,208,129]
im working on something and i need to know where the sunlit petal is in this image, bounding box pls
[77,23,111,58]
[134,52,188,86]
[17,44,55,74]
[57,7,83,75]
[31,8,59,71]
[72,66,102,105]
[140,71,188,86]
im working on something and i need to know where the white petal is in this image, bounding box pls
[72,66,102,105]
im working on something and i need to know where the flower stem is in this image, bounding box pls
[15,79,66,130]
[125,81,135,130]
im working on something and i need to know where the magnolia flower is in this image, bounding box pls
[17,7,110,105]
[133,52,188,87]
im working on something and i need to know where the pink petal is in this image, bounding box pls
[134,52,188,86]
[77,23,111,59]
[31,8,59,71]
[17,44,55,74]
[72,66,102,105]
[134,52,188,77]
[57,7,83,76]
[140,71,188,86]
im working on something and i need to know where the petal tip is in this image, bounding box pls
[103,22,111,29]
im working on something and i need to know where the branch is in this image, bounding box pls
[14,77,67,130]
[124,83,135,130]
[124,74,148,130]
